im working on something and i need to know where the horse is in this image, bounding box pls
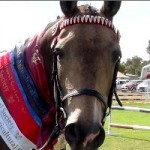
[0,1,122,150]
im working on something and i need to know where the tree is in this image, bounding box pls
[142,60,150,67]
[146,40,150,60]
[118,62,125,73]
[119,56,150,77]
[125,56,143,76]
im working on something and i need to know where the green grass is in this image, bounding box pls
[66,102,150,150]
[100,102,150,150]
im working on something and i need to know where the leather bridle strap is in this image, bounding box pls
[62,89,107,111]
[107,59,122,109]
[62,88,108,125]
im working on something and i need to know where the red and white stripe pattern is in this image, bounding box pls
[59,15,120,40]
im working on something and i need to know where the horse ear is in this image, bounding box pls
[60,1,78,17]
[101,1,121,20]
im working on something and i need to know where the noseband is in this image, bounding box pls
[51,15,122,129]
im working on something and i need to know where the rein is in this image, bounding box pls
[40,15,122,149]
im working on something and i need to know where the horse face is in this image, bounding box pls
[54,1,121,149]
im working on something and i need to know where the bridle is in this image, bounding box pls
[51,15,122,125]
[39,15,122,149]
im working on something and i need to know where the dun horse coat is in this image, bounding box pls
[0,1,122,150]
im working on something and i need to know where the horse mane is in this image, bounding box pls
[78,4,99,16]
[44,16,62,32]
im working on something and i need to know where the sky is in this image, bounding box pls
[0,1,150,62]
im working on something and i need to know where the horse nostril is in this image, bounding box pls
[65,123,83,145]
[65,123,105,149]
[94,126,105,148]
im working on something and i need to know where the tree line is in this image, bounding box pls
[119,40,150,76]
[119,56,150,76]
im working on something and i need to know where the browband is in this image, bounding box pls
[51,15,121,41]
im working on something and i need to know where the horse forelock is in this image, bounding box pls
[77,4,99,16]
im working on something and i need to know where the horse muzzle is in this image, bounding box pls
[65,123,105,150]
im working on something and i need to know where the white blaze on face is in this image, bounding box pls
[66,108,81,126]
[65,78,74,90]
[82,100,102,147]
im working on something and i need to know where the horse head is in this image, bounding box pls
[41,1,122,150]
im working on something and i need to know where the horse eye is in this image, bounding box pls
[112,50,121,63]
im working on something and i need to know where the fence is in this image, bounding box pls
[107,106,150,135]
[112,91,150,105]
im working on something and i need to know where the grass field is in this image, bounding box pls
[65,101,150,150]
[100,102,150,150]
